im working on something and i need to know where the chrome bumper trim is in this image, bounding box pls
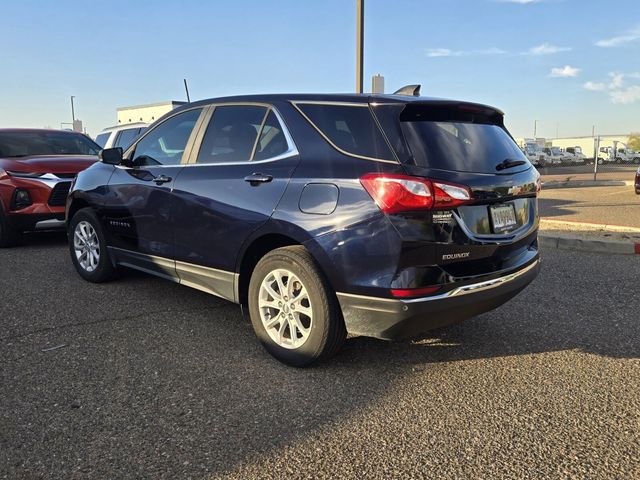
[337,259,540,305]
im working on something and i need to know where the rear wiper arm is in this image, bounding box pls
[495,158,526,171]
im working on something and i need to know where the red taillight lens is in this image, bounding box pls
[360,174,471,213]
[390,286,442,298]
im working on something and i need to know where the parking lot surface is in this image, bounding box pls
[539,185,640,228]
[538,164,637,183]
[1,233,639,479]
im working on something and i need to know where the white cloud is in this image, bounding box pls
[526,43,572,55]
[609,86,640,104]
[583,81,606,91]
[583,72,640,104]
[608,72,625,89]
[549,65,580,77]
[426,48,455,57]
[595,25,640,47]
[425,47,506,58]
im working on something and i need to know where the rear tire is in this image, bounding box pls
[0,208,23,248]
[248,246,346,367]
[68,208,119,283]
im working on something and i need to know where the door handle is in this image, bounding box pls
[152,174,172,185]
[244,173,273,186]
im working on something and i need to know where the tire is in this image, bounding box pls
[0,206,23,248]
[634,157,640,164]
[248,246,346,367]
[597,158,604,165]
[68,207,119,283]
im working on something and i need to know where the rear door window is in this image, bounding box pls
[196,105,267,164]
[296,103,395,161]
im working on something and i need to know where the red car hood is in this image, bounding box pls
[0,155,98,175]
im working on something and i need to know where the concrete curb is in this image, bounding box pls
[541,180,633,190]
[539,234,640,255]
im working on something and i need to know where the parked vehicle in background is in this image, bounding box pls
[615,147,640,164]
[67,91,540,366]
[542,147,564,166]
[563,146,587,165]
[521,140,550,167]
[0,129,99,246]
[94,123,148,151]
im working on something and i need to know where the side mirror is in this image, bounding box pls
[99,147,123,165]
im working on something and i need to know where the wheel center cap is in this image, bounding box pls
[283,304,289,314]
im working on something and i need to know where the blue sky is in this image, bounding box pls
[0,0,638,138]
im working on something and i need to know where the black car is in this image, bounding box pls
[66,90,540,366]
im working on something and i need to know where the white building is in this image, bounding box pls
[116,101,186,125]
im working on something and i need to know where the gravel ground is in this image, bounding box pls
[1,233,639,479]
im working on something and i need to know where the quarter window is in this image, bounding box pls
[254,111,289,161]
[296,103,395,160]
[132,109,202,166]
[196,106,267,164]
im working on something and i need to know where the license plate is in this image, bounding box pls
[490,204,518,233]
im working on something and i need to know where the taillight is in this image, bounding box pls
[360,174,471,213]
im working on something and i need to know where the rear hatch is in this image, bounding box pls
[373,101,539,240]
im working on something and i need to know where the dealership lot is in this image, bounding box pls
[1,235,638,479]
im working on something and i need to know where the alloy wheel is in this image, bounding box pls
[258,268,313,349]
[73,221,100,272]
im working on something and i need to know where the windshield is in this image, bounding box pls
[0,131,101,157]
[525,143,541,153]
[551,147,562,155]
[400,121,529,173]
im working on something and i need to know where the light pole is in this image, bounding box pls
[533,120,538,138]
[355,0,364,94]
[70,96,76,123]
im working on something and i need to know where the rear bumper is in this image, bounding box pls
[337,258,540,340]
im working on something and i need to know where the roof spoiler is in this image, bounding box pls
[393,84,421,97]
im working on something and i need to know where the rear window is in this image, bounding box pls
[296,103,395,161]
[401,122,528,173]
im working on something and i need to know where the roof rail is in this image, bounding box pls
[393,84,421,97]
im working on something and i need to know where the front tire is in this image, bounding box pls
[68,208,119,283]
[248,246,346,367]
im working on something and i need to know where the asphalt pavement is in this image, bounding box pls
[539,185,640,228]
[1,233,639,479]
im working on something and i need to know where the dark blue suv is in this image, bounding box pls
[67,92,540,366]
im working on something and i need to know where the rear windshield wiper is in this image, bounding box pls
[495,158,526,171]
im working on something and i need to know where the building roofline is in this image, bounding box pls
[117,100,187,112]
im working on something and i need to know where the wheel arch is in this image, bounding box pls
[235,222,339,307]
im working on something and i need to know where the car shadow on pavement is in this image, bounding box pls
[1,245,637,479]
[537,198,580,219]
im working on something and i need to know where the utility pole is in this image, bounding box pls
[533,120,537,138]
[355,0,364,94]
[70,96,76,123]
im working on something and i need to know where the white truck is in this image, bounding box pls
[597,141,640,164]
[562,146,587,165]
[519,138,551,167]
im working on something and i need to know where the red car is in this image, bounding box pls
[0,129,99,246]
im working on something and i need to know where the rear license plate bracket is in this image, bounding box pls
[489,203,518,233]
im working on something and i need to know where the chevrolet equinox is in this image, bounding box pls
[67,90,540,366]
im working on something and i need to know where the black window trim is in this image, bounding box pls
[185,102,299,167]
[120,106,208,169]
[291,100,399,164]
